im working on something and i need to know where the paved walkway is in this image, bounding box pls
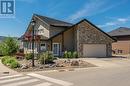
[0,60,18,75]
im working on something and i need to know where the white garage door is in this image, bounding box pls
[83,44,106,57]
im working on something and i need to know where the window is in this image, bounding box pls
[28,42,32,49]
[118,50,123,54]
[41,43,46,51]
[38,29,44,35]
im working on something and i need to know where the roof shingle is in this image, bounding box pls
[34,14,73,27]
[108,27,130,36]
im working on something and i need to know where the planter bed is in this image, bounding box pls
[15,59,96,72]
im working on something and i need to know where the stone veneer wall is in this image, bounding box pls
[76,21,114,57]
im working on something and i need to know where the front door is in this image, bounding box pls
[52,43,60,56]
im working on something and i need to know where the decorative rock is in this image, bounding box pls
[71,60,79,66]
[6,64,10,66]
[50,64,56,68]
[21,64,28,69]
[56,63,64,67]
[39,66,44,69]
[44,65,50,68]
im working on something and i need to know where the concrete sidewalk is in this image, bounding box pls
[0,60,18,75]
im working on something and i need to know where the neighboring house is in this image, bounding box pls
[108,27,130,57]
[20,14,115,57]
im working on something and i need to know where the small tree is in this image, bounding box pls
[39,51,54,64]
[0,37,18,56]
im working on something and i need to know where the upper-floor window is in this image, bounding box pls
[38,29,44,34]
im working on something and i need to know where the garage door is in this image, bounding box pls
[83,44,106,57]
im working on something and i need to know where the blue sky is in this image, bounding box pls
[0,0,130,37]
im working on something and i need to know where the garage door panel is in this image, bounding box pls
[83,44,106,57]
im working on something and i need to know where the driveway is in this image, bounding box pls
[80,57,130,67]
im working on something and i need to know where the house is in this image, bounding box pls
[20,14,115,57]
[108,27,130,57]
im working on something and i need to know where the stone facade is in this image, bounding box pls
[75,21,115,57]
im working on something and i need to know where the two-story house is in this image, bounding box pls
[20,14,115,57]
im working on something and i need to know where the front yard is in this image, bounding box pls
[0,37,96,72]
[15,58,96,72]
[1,53,96,72]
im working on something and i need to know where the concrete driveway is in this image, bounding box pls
[80,57,130,67]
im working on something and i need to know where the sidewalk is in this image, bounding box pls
[0,60,18,75]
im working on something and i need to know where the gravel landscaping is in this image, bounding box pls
[15,59,96,72]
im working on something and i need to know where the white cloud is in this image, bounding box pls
[98,17,130,28]
[67,0,106,22]
[117,18,128,22]
[67,0,128,22]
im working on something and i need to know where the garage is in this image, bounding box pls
[83,44,106,57]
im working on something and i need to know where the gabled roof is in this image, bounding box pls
[108,27,130,36]
[34,14,73,27]
[20,14,73,40]
[49,19,116,41]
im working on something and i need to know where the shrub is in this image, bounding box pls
[63,51,78,58]
[63,51,68,58]
[72,51,78,58]
[25,53,33,60]
[1,56,20,68]
[0,37,18,56]
[68,52,73,58]
[10,61,20,68]
[39,51,54,64]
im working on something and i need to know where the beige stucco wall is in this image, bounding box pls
[52,34,62,43]
[63,27,75,51]
[50,26,66,37]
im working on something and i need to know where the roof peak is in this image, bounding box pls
[33,14,73,26]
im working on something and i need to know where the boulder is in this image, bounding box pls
[21,64,28,69]
[71,60,79,66]
[39,66,44,69]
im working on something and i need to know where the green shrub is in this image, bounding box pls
[10,61,20,68]
[63,51,68,58]
[63,51,78,58]
[39,51,54,64]
[1,56,20,68]
[68,52,73,58]
[0,37,18,56]
[72,51,78,58]
[25,53,33,60]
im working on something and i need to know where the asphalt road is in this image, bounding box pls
[1,66,130,86]
[38,66,130,86]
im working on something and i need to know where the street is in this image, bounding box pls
[1,65,130,86]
